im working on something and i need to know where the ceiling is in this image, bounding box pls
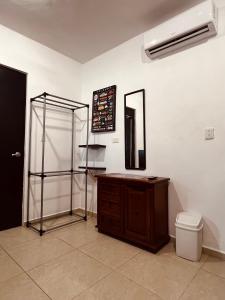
[0,0,203,63]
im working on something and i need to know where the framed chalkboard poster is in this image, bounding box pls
[91,85,116,133]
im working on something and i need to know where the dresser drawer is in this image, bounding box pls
[98,183,120,203]
[99,214,122,236]
[99,200,120,217]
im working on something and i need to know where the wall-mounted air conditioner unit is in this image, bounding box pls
[144,1,217,59]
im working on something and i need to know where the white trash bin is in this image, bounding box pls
[175,211,203,261]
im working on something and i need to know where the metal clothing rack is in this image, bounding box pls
[26,92,89,236]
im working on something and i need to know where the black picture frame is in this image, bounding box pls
[124,89,146,170]
[91,85,116,133]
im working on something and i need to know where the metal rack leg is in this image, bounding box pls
[40,176,44,236]
[70,110,75,215]
[85,105,89,221]
[40,93,47,236]
[26,100,33,227]
[26,174,31,227]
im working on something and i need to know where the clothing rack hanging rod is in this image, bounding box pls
[31,170,71,174]
[31,93,45,100]
[41,173,72,177]
[39,96,79,109]
[74,105,88,111]
[32,99,73,111]
[30,170,86,174]
[30,172,71,178]
[42,171,85,177]
[46,92,89,107]
[30,170,85,176]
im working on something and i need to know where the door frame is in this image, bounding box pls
[0,63,28,227]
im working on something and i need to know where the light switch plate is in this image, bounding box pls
[205,127,215,140]
[112,137,119,143]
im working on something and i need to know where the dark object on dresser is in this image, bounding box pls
[96,173,170,253]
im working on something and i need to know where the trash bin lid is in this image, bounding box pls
[176,211,202,229]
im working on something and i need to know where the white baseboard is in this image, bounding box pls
[169,234,225,260]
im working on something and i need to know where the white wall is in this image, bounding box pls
[1,13,225,254]
[81,31,225,253]
[0,24,83,221]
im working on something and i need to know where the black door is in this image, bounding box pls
[125,107,135,169]
[0,64,26,230]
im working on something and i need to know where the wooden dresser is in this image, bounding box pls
[96,173,170,253]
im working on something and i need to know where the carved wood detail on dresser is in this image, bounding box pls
[96,173,170,253]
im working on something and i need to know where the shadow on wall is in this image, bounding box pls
[168,182,184,237]
[203,217,220,251]
[77,174,97,213]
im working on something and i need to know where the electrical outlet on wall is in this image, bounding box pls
[205,127,215,140]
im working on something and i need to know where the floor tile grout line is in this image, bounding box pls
[113,247,176,299]
[115,251,206,300]
[194,254,225,280]
[178,266,202,299]
[200,267,225,281]
[1,226,113,280]
[2,237,75,273]
[26,248,75,273]
[2,242,112,300]
[0,217,95,250]
[54,234,102,250]
[0,235,48,253]
[55,236,80,249]
[115,261,163,297]
[1,248,52,300]
[1,219,136,273]
[0,245,16,257]
[76,247,116,270]
[72,269,164,300]
[76,232,143,268]
[1,228,61,251]
[0,246,25,277]
[115,266,166,299]
[28,232,115,300]
[25,246,114,298]
[77,243,141,271]
[71,271,114,300]
[114,269,164,300]
[113,249,142,269]
[24,271,52,300]
[47,234,118,272]
[0,272,25,285]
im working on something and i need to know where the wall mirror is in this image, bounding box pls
[124,89,146,170]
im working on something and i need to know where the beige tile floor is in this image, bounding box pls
[0,217,225,300]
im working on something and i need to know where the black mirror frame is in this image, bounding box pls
[124,89,146,170]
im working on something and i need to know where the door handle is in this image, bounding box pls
[12,152,21,158]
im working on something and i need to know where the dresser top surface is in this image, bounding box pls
[95,173,169,184]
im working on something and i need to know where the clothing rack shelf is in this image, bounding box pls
[26,92,89,236]
[78,166,106,171]
[79,144,106,149]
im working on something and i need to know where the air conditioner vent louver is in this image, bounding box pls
[149,25,209,54]
[144,1,218,60]
[146,22,216,59]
